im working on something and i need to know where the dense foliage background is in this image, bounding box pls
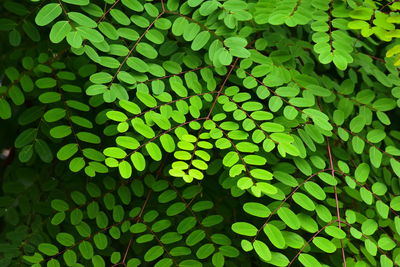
[2,0,400,266]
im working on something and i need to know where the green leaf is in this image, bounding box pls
[39,92,61,103]
[369,146,382,168]
[225,37,247,48]
[35,4,62,26]
[277,207,301,230]
[145,142,162,161]
[131,152,146,171]
[376,200,389,219]
[395,217,400,235]
[67,31,83,48]
[312,237,336,253]
[62,0,89,5]
[160,134,176,153]
[92,255,105,267]
[378,236,396,250]
[137,91,157,107]
[90,72,113,84]
[34,139,53,163]
[219,49,233,65]
[107,111,128,122]
[391,196,400,211]
[50,125,72,138]
[38,243,59,256]
[318,172,338,186]
[298,253,322,267]
[119,100,141,114]
[76,27,104,43]
[144,246,164,262]
[199,0,219,16]
[68,12,97,28]
[44,108,66,122]
[23,253,43,264]
[51,212,65,225]
[325,226,346,239]
[196,243,215,259]
[304,182,326,200]
[223,151,239,167]
[127,57,149,73]
[104,147,127,159]
[169,76,188,97]
[0,99,12,119]
[132,118,155,138]
[136,42,158,59]
[253,240,272,261]
[390,158,400,177]
[119,161,132,179]
[79,241,93,260]
[349,115,365,133]
[263,224,285,249]
[255,182,278,195]
[116,136,140,150]
[354,163,370,183]
[94,233,108,250]
[366,129,386,143]
[231,222,257,236]
[57,143,79,161]
[36,78,57,89]
[15,128,36,148]
[192,31,211,51]
[250,169,273,180]
[292,192,315,211]
[50,21,71,43]
[243,202,271,218]
[51,199,69,212]
[212,252,225,267]
[56,233,75,246]
[361,219,378,235]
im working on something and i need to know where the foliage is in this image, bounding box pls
[1,0,400,266]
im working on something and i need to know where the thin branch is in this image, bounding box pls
[109,11,165,86]
[288,219,339,266]
[336,125,400,163]
[143,223,179,266]
[119,190,152,266]
[252,169,330,241]
[120,238,133,266]
[334,170,399,217]
[164,177,214,243]
[97,0,121,23]
[326,138,346,267]
[206,58,239,119]
[117,159,166,266]
[160,0,165,12]
[339,220,399,266]
[380,0,399,11]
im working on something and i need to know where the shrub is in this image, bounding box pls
[1,0,400,266]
